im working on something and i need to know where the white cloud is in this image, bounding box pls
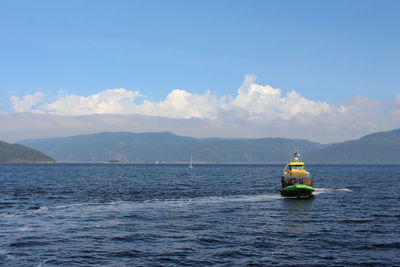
[5,75,400,143]
[340,95,384,113]
[10,92,44,113]
[11,75,333,121]
[231,75,332,120]
[14,88,220,119]
[137,89,221,119]
[41,88,141,115]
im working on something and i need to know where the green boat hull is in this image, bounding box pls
[281,184,315,198]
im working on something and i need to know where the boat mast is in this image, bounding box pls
[189,154,193,168]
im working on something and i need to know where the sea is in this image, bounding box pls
[0,163,399,267]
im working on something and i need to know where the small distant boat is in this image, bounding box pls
[188,155,193,168]
[280,150,314,198]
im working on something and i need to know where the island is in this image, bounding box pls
[105,160,127,164]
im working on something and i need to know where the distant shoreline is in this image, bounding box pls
[2,162,400,165]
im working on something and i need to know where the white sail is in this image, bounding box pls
[189,155,193,168]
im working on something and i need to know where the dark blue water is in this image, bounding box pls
[1,164,399,266]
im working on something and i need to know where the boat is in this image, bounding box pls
[188,155,193,168]
[280,150,314,198]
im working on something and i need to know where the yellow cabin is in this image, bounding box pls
[283,162,307,177]
[282,162,312,186]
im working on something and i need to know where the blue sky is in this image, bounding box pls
[2,0,399,105]
[1,0,400,142]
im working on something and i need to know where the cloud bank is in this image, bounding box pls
[11,75,332,119]
[5,75,400,143]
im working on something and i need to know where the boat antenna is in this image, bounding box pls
[293,147,301,162]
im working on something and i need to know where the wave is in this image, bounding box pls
[30,193,281,213]
[313,188,352,195]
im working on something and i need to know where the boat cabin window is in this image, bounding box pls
[290,165,304,170]
[289,178,304,184]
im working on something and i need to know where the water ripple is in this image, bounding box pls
[0,164,399,266]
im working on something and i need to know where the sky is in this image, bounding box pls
[1,0,400,143]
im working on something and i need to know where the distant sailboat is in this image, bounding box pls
[189,155,193,168]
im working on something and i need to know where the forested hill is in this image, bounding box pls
[0,141,55,163]
[307,128,400,163]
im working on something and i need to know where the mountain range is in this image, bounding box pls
[308,128,400,163]
[17,128,400,163]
